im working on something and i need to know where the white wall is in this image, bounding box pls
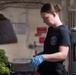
[0,7,47,62]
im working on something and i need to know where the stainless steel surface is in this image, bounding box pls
[11,58,31,64]
[10,58,34,71]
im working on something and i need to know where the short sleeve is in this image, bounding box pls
[58,29,71,46]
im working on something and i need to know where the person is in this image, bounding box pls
[29,3,71,75]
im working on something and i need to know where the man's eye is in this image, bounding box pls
[45,17,48,19]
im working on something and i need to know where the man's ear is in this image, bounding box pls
[52,12,56,17]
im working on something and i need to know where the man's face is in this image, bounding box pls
[41,12,55,26]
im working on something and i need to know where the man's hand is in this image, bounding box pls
[29,55,44,67]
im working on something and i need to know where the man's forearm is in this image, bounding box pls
[42,52,67,62]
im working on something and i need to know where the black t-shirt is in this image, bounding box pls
[44,25,71,54]
[38,25,71,75]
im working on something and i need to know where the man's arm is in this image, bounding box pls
[42,45,69,62]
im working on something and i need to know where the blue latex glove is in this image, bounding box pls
[36,51,43,55]
[33,51,43,57]
[29,55,44,67]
